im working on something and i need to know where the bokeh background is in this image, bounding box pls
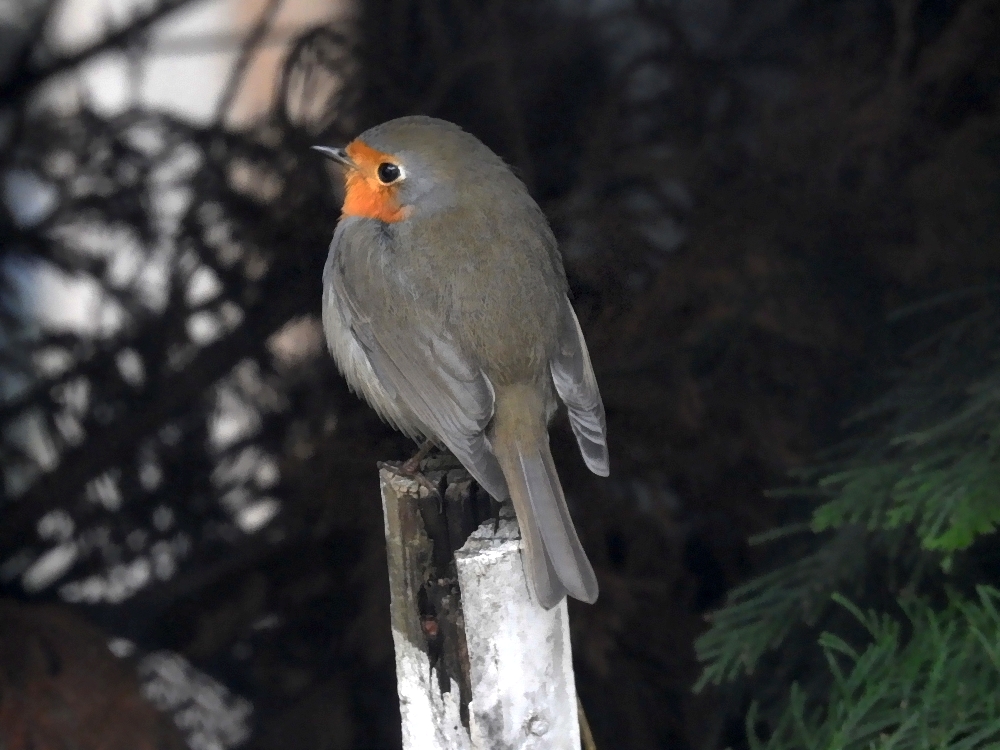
[1,0,999,748]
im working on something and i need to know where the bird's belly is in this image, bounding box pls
[322,288,427,441]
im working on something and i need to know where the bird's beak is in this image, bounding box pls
[312,145,358,170]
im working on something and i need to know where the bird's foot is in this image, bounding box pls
[378,439,440,498]
[401,438,434,474]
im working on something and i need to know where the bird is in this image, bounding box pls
[314,116,609,609]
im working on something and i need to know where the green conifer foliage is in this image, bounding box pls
[748,589,1000,749]
[697,292,1000,747]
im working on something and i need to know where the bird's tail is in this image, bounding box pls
[490,384,599,609]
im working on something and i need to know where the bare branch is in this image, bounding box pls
[214,0,286,125]
[0,0,199,105]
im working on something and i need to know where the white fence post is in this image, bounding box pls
[379,465,582,750]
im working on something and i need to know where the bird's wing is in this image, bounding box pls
[329,262,509,500]
[550,296,610,476]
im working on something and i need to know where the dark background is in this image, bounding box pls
[1,0,998,748]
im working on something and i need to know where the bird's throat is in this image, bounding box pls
[341,141,410,223]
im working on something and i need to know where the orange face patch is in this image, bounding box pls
[341,140,410,223]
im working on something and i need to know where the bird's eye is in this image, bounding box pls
[377,162,402,184]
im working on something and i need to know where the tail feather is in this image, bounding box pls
[492,386,599,609]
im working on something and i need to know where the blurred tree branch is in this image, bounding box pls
[0,0,198,104]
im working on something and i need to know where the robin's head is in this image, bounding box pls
[314,116,522,224]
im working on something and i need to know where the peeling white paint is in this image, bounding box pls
[383,487,581,750]
[390,629,474,750]
[457,519,581,750]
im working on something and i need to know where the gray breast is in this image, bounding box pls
[321,221,428,441]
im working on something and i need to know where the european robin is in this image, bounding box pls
[314,116,609,609]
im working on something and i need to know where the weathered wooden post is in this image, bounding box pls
[379,459,583,749]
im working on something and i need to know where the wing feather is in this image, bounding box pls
[329,263,508,500]
[550,297,610,476]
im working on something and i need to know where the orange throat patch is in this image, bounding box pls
[341,140,410,223]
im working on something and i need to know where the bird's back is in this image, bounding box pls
[389,178,567,384]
